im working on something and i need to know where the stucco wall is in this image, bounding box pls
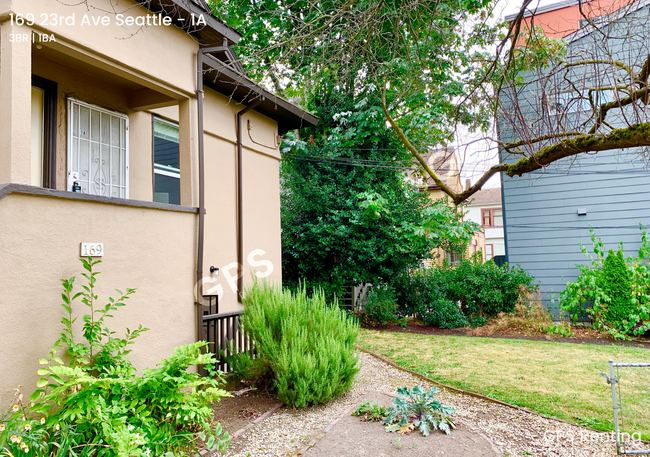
[153,87,283,313]
[0,191,197,401]
[8,0,198,95]
[0,0,286,400]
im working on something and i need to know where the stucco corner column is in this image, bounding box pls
[179,97,199,207]
[0,21,33,185]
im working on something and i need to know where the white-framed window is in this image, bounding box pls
[482,208,503,227]
[486,244,494,260]
[67,99,129,198]
[153,116,180,205]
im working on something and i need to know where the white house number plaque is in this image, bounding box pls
[80,243,104,257]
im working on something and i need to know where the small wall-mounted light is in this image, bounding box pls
[209,266,219,275]
[577,208,587,216]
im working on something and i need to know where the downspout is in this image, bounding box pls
[196,41,228,341]
[235,98,263,302]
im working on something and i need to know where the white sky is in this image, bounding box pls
[498,0,566,18]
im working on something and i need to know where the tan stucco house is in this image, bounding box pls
[0,0,317,398]
[417,148,485,266]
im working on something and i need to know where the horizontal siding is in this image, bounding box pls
[503,150,650,311]
[499,5,650,314]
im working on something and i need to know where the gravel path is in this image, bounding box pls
[220,352,643,456]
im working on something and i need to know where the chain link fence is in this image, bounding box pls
[603,360,650,455]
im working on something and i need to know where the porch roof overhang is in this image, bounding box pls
[135,0,242,45]
[202,54,319,135]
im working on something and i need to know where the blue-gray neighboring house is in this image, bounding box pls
[498,0,650,316]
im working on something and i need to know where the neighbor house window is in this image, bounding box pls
[153,117,180,205]
[31,76,57,188]
[445,250,462,266]
[67,99,129,197]
[481,208,503,227]
[486,244,494,260]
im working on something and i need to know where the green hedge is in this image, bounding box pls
[394,258,537,328]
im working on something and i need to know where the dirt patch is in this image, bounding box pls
[212,389,281,437]
[303,391,498,457]
[363,322,650,348]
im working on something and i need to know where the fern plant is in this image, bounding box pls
[383,386,455,436]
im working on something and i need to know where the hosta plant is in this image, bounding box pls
[383,386,455,436]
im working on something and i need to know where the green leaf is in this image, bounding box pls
[37,378,49,387]
[30,389,44,402]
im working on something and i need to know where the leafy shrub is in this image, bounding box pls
[417,298,468,329]
[0,258,229,457]
[383,386,455,436]
[362,286,398,324]
[393,258,536,328]
[559,226,650,339]
[441,259,537,318]
[223,350,271,386]
[352,402,386,422]
[242,281,360,407]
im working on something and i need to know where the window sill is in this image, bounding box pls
[0,184,199,214]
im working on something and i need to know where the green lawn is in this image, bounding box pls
[360,329,650,438]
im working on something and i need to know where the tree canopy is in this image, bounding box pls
[280,115,477,299]
[210,0,650,204]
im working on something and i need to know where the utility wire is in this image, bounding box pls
[284,154,650,175]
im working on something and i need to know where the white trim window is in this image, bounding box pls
[67,99,129,198]
[486,244,494,260]
[153,117,180,205]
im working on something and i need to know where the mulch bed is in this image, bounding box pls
[212,388,281,437]
[362,322,650,348]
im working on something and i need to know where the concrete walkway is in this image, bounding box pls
[303,391,499,457]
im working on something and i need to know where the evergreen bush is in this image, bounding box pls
[417,298,468,329]
[602,249,635,325]
[242,281,360,407]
